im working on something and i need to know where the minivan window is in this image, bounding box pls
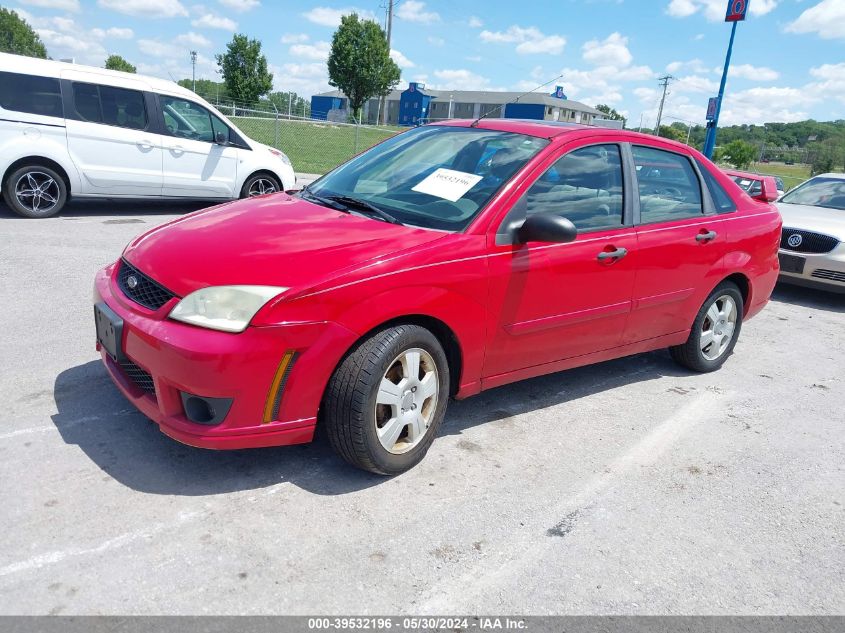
[0,71,63,118]
[160,96,230,143]
[72,82,147,130]
[633,146,703,223]
[524,144,624,232]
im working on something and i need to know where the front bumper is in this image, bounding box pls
[778,242,845,294]
[94,262,359,449]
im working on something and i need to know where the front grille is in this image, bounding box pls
[118,259,177,310]
[780,228,839,254]
[119,359,156,396]
[812,269,845,283]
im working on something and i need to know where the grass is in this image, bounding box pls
[231,116,401,174]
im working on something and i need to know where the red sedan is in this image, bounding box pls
[94,120,781,474]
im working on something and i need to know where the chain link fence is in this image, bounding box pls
[196,92,402,175]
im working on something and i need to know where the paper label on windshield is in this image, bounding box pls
[412,168,483,202]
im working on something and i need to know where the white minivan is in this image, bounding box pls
[0,53,296,218]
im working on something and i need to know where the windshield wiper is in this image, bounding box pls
[325,195,403,226]
[299,186,350,213]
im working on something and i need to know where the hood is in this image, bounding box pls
[123,195,447,297]
[776,202,845,241]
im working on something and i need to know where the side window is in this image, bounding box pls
[633,146,703,224]
[524,144,624,232]
[160,96,214,142]
[0,71,63,118]
[210,113,231,143]
[696,159,736,213]
[72,82,147,130]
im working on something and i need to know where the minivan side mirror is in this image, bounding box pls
[214,131,228,145]
[517,213,578,244]
[752,177,779,203]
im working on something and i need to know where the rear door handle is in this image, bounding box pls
[136,140,153,150]
[696,230,718,242]
[597,247,628,261]
[169,145,184,155]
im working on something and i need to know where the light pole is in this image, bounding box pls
[190,50,197,92]
[703,0,749,159]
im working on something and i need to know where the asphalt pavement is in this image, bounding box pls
[0,198,843,615]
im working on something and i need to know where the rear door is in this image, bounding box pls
[158,95,238,198]
[484,141,637,379]
[60,72,163,195]
[623,144,726,344]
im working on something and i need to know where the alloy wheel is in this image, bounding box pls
[15,171,60,215]
[700,294,738,361]
[247,178,277,196]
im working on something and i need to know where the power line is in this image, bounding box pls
[654,75,674,136]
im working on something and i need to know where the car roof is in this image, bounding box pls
[430,118,696,149]
[722,169,765,180]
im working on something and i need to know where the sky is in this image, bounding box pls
[7,0,845,128]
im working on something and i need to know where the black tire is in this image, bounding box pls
[3,164,67,218]
[240,172,281,198]
[670,281,744,373]
[323,324,450,475]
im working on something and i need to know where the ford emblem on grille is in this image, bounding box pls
[787,234,803,248]
[126,275,139,289]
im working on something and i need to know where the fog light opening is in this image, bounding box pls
[184,396,215,424]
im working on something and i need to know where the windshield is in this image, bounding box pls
[305,126,549,231]
[780,176,845,210]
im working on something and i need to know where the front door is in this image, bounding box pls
[158,95,239,198]
[484,142,637,379]
[623,144,727,344]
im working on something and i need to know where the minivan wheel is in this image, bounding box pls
[3,165,67,218]
[323,324,450,475]
[670,281,744,373]
[241,173,281,198]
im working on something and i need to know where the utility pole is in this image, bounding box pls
[380,0,394,126]
[654,75,673,136]
[190,51,197,92]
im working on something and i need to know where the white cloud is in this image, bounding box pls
[91,26,134,39]
[667,0,778,21]
[786,0,845,40]
[396,1,439,24]
[583,33,632,67]
[218,0,259,12]
[37,29,104,54]
[302,6,377,27]
[271,62,331,98]
[468,16,483,28]
[431,69,493,91]
[192,13,237,30]
[390,49,415,69]
[730,64,780,82]
[175,31,212,48]
[97,0,188,18]
[18,0,79,10]
[666,58,708,74]
[480,25,566,55]
[289,41,331,61]
[427,36,445,46]
[281,33,309,44]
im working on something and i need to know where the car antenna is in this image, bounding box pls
[470,74,564,128]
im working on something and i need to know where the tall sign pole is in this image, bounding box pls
[703,0,749,159]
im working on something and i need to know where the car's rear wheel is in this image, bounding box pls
[670,281,744,372]
[323,324,450,475]
[3,165,67,218]
[241,172,281,198]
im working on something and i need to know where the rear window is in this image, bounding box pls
[0,71,63,119]
[698,161,737,213]
[72,82,147,130]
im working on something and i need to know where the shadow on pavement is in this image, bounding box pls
[53,350,688,497]
[770,282,845,313]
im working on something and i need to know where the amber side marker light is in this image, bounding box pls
[263,351,297,423]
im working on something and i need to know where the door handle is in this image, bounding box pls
[136,140,153,150]
[696,230,718,242]
[597,247,628,261]
[169,145,184,155]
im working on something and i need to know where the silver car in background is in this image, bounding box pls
[776,173,845,293]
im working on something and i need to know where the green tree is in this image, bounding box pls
[327,13,400,121]
[0,8,47,58]
[266,91,310,117]
[178,78,230,102]
[215,34,273,105]
[718,140,757,169]
[104,54,136,73]
[595,104,626,127]
[658,125,687,143]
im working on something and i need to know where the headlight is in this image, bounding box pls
[169,285,288,333]
[269,148,292,166]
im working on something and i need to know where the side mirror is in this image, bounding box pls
[752,177,779,203]
[214,131,228,145]
[517,213,578,244]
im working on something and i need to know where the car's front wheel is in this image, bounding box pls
[3,164,68,218]
[241,172,281,198]
[670,281,744,372]
[323,324,450,475]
